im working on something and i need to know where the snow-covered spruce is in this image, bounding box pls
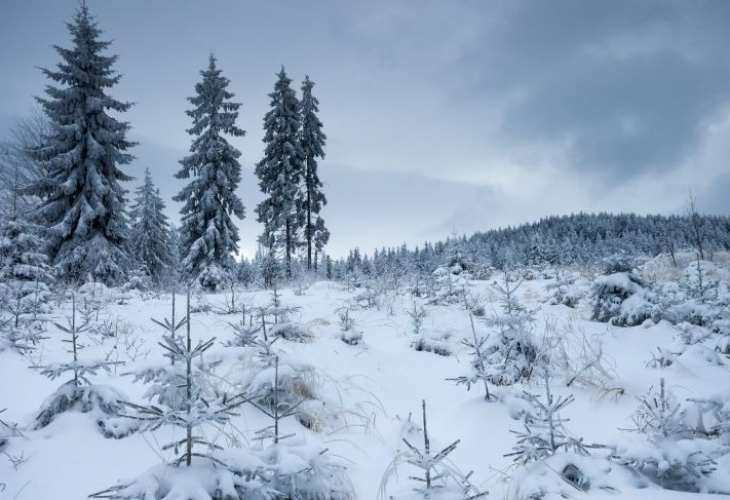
[0,215,54,313]
[300,75,329,272]
[128,168,171,287]
[174,55,246,292]
[589,268,655,327]
[255,67,305,280]
[31,295,131,437]
[23,3,134,285]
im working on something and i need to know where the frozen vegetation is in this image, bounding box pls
[1,251,730,499]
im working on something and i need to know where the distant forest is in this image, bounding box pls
[320,213,730,281]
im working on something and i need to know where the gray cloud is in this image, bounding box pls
[1,0,728,257]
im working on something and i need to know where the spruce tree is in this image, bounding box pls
[24,3,134,285]
[255,67,305,279]
[173,55,245,291]
[300,76,328,271]
[128,169,171,285]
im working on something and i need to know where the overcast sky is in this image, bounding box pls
[1,0,729,258]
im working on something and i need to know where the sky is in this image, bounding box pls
[1,0,729,259]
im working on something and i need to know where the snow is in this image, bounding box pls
[2,271,730,499]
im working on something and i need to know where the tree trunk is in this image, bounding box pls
[306,158,313,271]
[285,219,292,279]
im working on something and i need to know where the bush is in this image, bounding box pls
[589,272,655,326]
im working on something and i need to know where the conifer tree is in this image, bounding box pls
[24,3,134,285]
[255,67,305,279]
[174,55,245,291]
[129,168,170,285]
[300,76,328,271]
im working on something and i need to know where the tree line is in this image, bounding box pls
[0,3,328,291]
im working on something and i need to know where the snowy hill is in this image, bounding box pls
[2,254,730,499]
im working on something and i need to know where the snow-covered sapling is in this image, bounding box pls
[589,266,654,326]
[338,307,362,345]
[448,315,493,401]
[409,302,450,356]
[32,295,128,434]
[126,290,250,465]
[91,291,265,500]
[249,355,354,500]
[224,306,261,348]
[545,270,578,307]
[379,400,485,500]
[480,273,542,386]
[506,374,588,464]
[613,378,718,492]
[150,291,186,365]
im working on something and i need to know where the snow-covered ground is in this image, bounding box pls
[1,270,729,499]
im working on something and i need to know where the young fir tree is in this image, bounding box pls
[24,3,134,285]
[174,55,245,291]
[255,67,305,280]
[32,295,128,435]
[128,168,171,285]
[91,292,267,500]
[300,76,328,272]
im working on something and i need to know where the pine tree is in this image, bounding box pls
[24,3,135,285]
[174,55,246,291]
[128,168,171,285]
[300,76,328,271]
[255,67,305,280]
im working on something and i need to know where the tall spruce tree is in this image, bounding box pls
[255,67,305,279]
[173,55,245,291]
[300,76,328,271]
[24,3,134,285]
[128,168,171,285]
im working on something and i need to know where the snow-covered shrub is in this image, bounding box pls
[428,265,471,306]
[379,400,484,500]
[121,265,153,292]
[408,301,451,355]
[479,275,543,386]
[653,260,730,338]
[90,457,272,500]
[338,307,363,345]
[544,316,617,390]
[411,334,453,357]
[505,452,631,500]
[612,379,720,492]
[270,321,312,342]
[589,272,655,326]
[544,270,579,307]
